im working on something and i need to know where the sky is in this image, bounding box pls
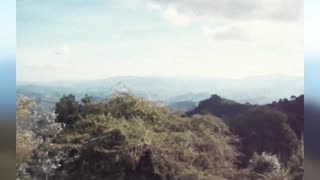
[305,0,320,57]
[0,0,16,120]
[17,0,304,81]
[0,0,15,58]
[305,0,320,100]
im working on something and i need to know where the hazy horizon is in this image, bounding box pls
[17,74,303,105]
[16,73,304,84]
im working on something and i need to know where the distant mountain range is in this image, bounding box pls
[17,75,303,110]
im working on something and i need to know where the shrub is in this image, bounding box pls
[16,96,38,178]
[51,93,239,180]
[230,107,300,166]
[55,94,81,128]
[249,152,281,174]
[235,152,294,180]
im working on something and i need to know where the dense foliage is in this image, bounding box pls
[188,94,304,180]
[16,96,36,166]
[16,92,304,180]
[187,95,253,119]
[230,107,299,166]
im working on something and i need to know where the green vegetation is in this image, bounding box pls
[52,92,239,179]
[16,96,37,166]
[16,92,304,180]
[230,107,299,166]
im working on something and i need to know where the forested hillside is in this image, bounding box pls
[16,92,304,180]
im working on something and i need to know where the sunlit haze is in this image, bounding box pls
[17,0,303,81]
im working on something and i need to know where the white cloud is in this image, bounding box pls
[161,5,192,25]
[147,2,192,26]
[150,0,303,21]
[146,1,162,11]
[147,0,303,42]
[203,20,302,44]
[203,25,249,41]
[17,0,303,81]
[51,45,70,56]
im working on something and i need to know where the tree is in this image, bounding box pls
[55,94,80,128]
[290,95,297,101]
[81,94,92,104]
[230,107,299,167]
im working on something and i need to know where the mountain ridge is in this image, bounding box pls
[17,75,303,105]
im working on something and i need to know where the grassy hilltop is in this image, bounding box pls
[16,92,303,180]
